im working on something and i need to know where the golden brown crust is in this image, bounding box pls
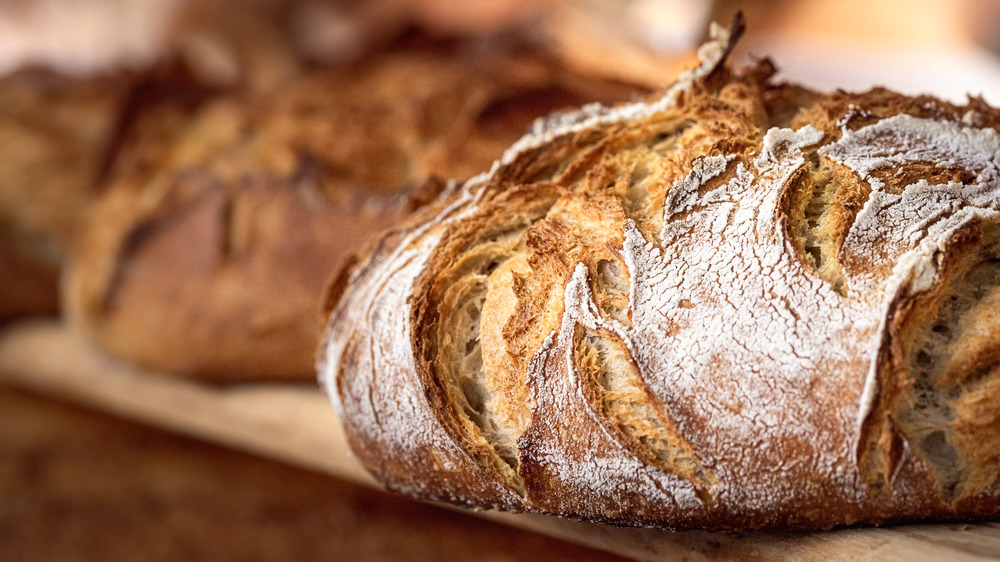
[66,40,647,382]
[321,26,1000,529]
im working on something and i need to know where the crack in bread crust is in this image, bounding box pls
[861,216,1000,505]
[413,186,564,497]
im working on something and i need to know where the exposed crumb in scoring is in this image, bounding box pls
[318,183,529,507]
[819,115,1000,449]
[320,185,485,415]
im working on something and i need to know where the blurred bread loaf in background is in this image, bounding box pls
[0,0,301,321]
[60,29,650,382]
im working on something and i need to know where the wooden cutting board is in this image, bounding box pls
[2,320,999,561]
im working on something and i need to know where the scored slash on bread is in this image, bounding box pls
[319,17,1000,530]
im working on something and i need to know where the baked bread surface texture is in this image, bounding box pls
[319,23,1000,529]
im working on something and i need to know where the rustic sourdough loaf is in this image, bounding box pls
[319,19,1000,529]
[65,37,645,382]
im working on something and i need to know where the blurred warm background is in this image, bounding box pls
[1,0,1000,560]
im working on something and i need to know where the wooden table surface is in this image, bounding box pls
[3,320,1000,561]
[0,382,628,561]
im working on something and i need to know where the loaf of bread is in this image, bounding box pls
[319,20,1000,530]
[65,37,645,382]
[0,0,304,322]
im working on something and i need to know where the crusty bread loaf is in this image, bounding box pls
[319,19,1000,529]
[65,38,646,382]
[0,0,299,322]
